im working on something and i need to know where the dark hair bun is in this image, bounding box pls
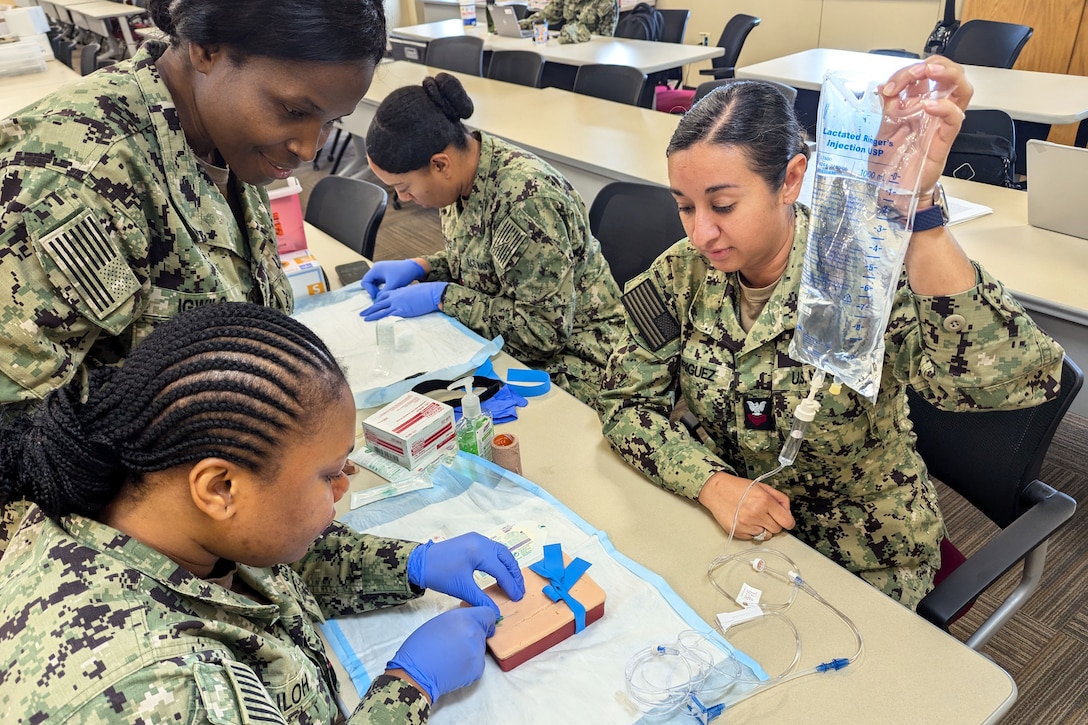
[146,0,176,37]
[426,73,475,122]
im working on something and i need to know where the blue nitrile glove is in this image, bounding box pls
[361,259,426,299]
[360,282,449,321]
[387,606,496,703]
[454,385,529,425]
[407,533,526,614]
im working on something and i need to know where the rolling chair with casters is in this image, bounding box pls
[573,64,646,106]
[588,181,687,290]
[425,36,485,76]
[304,176,389,260]
[910,357,1083,650]
[699,14,761,80]
[653,9,690,89]
[692,78,796,107]
[487,50,545,88]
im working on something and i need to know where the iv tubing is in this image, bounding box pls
[724,370,827,548]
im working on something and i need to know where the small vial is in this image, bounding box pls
[375,318,395,351]
[374,319,395,376]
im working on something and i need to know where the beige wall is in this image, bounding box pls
[653,0,949,77]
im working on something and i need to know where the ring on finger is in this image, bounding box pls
[752,528,768,542]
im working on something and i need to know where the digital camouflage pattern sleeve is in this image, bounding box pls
[292,521,422,618]
[427,133,624,406]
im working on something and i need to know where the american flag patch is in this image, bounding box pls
[221,660,289,725]
[622,279,680,351]
[492,217,527,269]
[39,210,140,320]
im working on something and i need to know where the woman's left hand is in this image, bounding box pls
[880,57,973,198]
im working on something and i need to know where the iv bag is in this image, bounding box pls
[790,71,947,403]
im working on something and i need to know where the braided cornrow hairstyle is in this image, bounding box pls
[0,303,346,519]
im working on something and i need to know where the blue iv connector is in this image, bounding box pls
[816,658,851,672]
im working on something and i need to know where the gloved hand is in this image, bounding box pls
[360,282,449,321]
[361,259,426,299]
[407,533,526,614]
[387,606,496,703]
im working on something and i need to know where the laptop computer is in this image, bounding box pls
[1027,139,1088,240]
[492,6,532,39]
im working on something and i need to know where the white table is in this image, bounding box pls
[68,0,144,58]
[0,59,81,119]
[302,222,1018,723]
[40,0,96,30]
[736,48,1088,126]
[391,19,721,75]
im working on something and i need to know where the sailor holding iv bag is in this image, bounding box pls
[599,58,1065,608]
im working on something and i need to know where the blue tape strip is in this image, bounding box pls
[476,359,551,397]
[528,543,592,633]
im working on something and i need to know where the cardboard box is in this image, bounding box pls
[362,392,456,469]
[279,250,327,298]
[480,553,606,671]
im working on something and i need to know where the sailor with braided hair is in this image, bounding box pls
[0,302,525,724]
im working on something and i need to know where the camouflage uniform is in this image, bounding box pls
[425,132,624,408]
[525,0,620,36]
[599,204,1065,608]
[0,506,431,724]
[0,41,290,559]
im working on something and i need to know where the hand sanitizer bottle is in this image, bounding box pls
[448,377,493,460]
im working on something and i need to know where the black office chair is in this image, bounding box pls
[54,38,77,69]
[699,14,761,80]
[79,42,101,76]
[589,181,687,289]
[573,64,646,106]
[487,50,545,87]
[425,36,485,76]
[910,357,1083,650]
[507,3,529,20]
[692,78,797,107]
[943,19,1033,69]
[653,9,690,89]
[304,176,389,259]
[943,109,1018,188]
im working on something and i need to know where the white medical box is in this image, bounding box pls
[362,392,456,469]
[279,250,327,298]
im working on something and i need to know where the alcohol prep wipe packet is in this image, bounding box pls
[790,70,947,402]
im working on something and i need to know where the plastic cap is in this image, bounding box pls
[794,398,820,423]
[448,376,481,418]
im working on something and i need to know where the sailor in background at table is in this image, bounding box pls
[361,72,626,410]
[0,302,525,724]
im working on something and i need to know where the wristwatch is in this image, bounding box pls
[912,182,949,232]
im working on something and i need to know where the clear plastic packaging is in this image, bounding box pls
[790,70,947,402]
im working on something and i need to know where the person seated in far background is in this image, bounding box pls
[521,0,620,36]
[0,302,525,724]
[361,72,626,411]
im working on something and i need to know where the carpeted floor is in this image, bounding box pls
[299,139,1088,722]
